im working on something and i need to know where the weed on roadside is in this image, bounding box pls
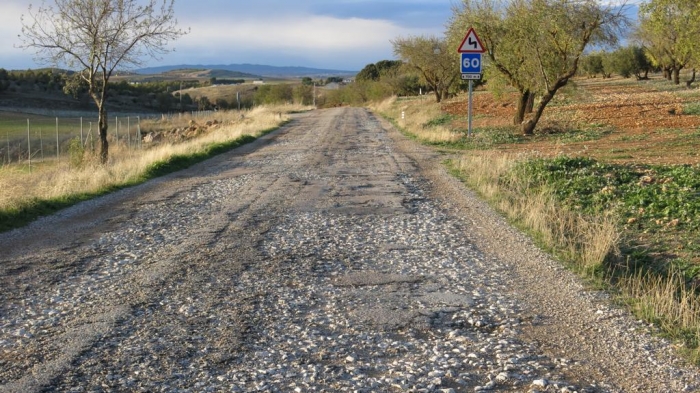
[423,113,456,128]
[458,126,522,149]
[683,102,700,116]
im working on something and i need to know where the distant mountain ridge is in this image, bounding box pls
[136,63,358,78]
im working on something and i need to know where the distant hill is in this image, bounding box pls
[136,64,358,78]
[162,69,260,79]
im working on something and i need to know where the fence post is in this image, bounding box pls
[40,127,44,161]
[6,131,9,164]
[27,119,31,173]
[80,117,84,147]
[127,117,131,149]
[137,116,141,149]
[115,116,119,146]
[56,117,59,162]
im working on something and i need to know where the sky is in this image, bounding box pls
[1,0,455,72]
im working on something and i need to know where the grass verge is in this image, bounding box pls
[0,105,305,232]
[375,94,700,364]
[451,152,700,363]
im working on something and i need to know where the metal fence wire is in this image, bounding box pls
[0,115,144,169]
[1,110,218,170]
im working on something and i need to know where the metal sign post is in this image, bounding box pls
[458,28,486,138]
[468,80,473,137]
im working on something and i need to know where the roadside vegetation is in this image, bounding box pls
[0,105,306,232]
[371,77,700,363]
[356,0,700,364]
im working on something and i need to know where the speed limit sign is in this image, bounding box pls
[461,53,482,74]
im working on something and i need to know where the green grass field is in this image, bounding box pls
[0,111,142,164]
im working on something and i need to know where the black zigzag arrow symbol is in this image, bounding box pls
[468,37,477,48]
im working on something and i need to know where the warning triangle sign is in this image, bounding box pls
[458,28,486,53]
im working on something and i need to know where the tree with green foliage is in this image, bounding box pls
[356,63,380,82]
[636,0,700,86]
[254,84,294,105]
[293,84,314,105]
[215,98,229,110]
[392,36,459,103]
[0,69,9,92]
[20,0,187,163]
[180,93,193,107]
[602,46,653,79]
[374,60,403,76]
[156,92,175,111]
[197,96,211,111]
[356,60,403,84]
[326,77,344,84]
[581,53,605,78]
[449,0,628,135]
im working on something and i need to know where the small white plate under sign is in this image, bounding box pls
[461,73,481,80]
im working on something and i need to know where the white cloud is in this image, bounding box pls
[1,0,446,70]
[181,15,419,51]
[169,14,438,69]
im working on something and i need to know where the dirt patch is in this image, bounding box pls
[442,76,700,165]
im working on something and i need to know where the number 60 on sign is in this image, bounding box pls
[460,53,482,74]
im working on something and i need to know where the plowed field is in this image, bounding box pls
[443,76,700,165]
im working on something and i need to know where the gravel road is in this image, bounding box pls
[0,107,698,392]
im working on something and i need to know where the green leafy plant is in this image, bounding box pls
[683,103,700,116]
[68,137,86,168]
[423,113,456,128]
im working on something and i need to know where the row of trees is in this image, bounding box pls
[14,0,700,161]
[445,0,627,135]
[0,67,205,113]
[385,0,698,135]
[581,46,655,80]
[0,68,66,92]
[636,0,700,86]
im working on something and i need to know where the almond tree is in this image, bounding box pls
[20,0,187,163]
[449,0,628,135]
[636,0,700,86]
[392,36,460,103]
[447,0,537,126]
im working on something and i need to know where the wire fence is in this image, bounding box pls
[0,116,143,170]
[0,110,216,170]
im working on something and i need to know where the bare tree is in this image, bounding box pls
[20,0,187,163]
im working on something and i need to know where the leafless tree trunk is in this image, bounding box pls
[98,105,109,163]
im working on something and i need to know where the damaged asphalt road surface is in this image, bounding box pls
[0,107,698,392]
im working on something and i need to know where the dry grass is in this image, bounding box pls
[619,269,700,358]
[371,96,464,144]
[177,84,257,102]
[0,105,308,213]
[455,152,620,273]
[454,150,700,355]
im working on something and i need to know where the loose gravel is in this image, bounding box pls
[0,107,698,392]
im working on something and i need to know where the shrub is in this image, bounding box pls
[68,137,86,168]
